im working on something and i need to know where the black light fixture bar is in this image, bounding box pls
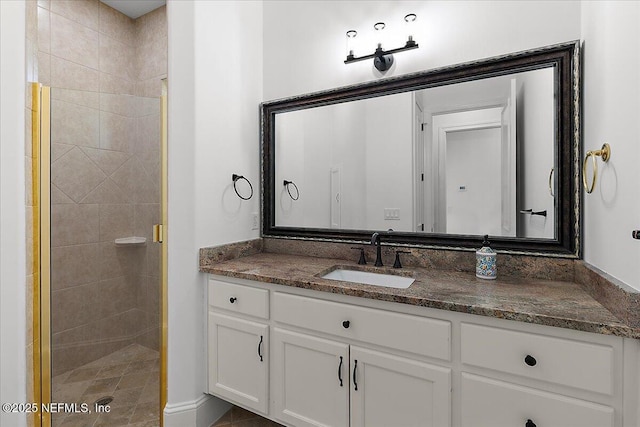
[344,42,419,64]
[344,13,419,71]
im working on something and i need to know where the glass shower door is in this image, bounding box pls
[47,87,162,427]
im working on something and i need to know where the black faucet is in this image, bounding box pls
[371,232,383,266]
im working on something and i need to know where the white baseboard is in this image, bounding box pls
[164,394,232,427]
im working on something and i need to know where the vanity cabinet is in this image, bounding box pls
[460,323,619,427]
[206,275,637,427]
[271,291,451,361]
[271,328,349,427]
[271,291,452,426]
[207,280,270,414]
[461,323,615,395]
[270,332,451,427]
[349,346,451,427]
[461,373,614,427]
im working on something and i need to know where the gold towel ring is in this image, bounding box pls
[583,143,611,194]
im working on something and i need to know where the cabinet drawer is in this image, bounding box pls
[461,323,614,395]
[461,373,613,427]
[273,292,451,360]
[209,279,269,319]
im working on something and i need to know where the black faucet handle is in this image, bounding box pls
[351,247,367,265]
[393,250,411,269]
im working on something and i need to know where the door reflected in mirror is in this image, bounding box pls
[275,67,555,239]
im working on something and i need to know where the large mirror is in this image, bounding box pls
[262,42,580,256]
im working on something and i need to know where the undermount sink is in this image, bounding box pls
[321,268,415,289]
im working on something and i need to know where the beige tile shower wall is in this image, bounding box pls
[135,6,167,98]
[36,0,166,375]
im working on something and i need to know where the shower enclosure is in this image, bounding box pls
[48,86,163,427]
[29,1,167,426]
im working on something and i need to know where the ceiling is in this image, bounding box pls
[100,0,166,19]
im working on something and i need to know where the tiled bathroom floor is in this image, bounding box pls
[211,406,284,427]
[51,344,160,427]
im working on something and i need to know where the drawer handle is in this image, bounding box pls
[342,320,350,329]
[524,355,537,367]
[229,297,237,304]
[525,419,537,427]
[258,335,263,362]
[338,356,343,387]
[353,359,358,391]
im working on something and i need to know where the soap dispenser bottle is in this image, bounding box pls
[476,235,497,280]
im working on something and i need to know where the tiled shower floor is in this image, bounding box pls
[51,344,160,427]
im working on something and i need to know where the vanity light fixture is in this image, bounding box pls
[344,13,419,72]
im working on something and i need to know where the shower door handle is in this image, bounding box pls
[153,224,164,243]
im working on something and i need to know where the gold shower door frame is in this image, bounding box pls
[160,83,169,427]
[32,82,51,427]
[32,83,169,427]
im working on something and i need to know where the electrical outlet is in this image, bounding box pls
[251,212,259,230]
[384,208,400,220]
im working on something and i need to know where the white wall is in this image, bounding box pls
[0,1,27,427]
[334,102,367,229]
[263,1,581,99]
[517,68,555,239]
[275,105,350,229]
[300,106,336,228]
[275,94,412,231]
[581,1,640,290]
[364,93,414,231]
[166,0,262,424]
[275,110,307,227]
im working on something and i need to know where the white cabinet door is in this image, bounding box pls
[272,328,349,427]
[208,312,268,414]
[350,346,451,427]
[461,373,614,427]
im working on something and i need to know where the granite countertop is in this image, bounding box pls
[200,252,637,338]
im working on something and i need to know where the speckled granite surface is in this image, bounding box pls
[263,238,576,281]
[200,250,638,338]
[575,261,640,328]
[199,239,263,267]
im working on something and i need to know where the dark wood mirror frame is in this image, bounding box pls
[261,41,581,257]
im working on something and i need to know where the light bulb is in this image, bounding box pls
[346,30,357,60]
[374,22,386,49]
[404,13,417,46]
